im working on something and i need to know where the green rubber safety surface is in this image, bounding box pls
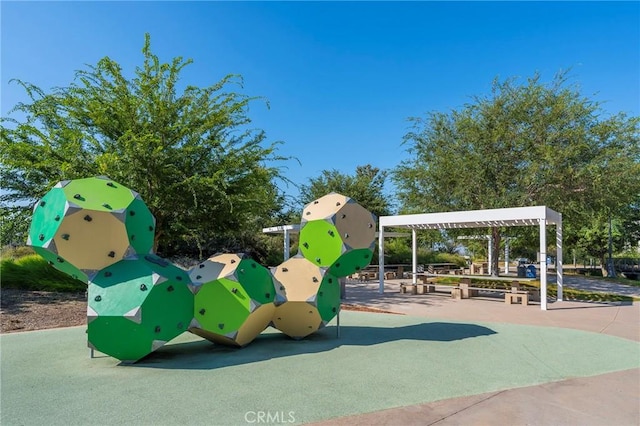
[328,248,374,277]
[2,312,638,425]
[124,197,155,254]
[61,177,135,212]
[193,278,252,335]
[236,258,276,305]
[316,273,341,322]
[31,246,88,283]
[28,187,67,246]
[299,220,343,267]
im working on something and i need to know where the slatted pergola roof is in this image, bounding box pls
[378,206,563,310]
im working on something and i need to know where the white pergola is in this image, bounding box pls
[378,206,563,310]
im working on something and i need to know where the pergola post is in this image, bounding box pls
[283,228,291,260]
[557,214,563,301]
[540,219,547,311]
[378,226,385,294]
[412,229,418,284]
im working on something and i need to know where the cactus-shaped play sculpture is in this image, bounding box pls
[28,179,377,363]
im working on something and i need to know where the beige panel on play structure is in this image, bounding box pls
[54,210,130,271]
[272,257,322,301]
[271,302,322,339]
[188,327,237,347]
[301,193,350,222]
[334,202,376,249]
[189,253,241,285]
[235,303,276,346]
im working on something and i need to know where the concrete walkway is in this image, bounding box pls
[560,275,640,298]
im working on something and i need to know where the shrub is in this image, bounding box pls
[1,254,86,292]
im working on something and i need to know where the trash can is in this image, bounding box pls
[526,265,537,278]
[517,265,527,278]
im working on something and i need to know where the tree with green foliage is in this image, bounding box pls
[299,164,393,218]
[394,72,640,276]
[1,34,290,257]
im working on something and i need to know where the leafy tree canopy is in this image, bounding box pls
[1,34,291,257]
[299,164,393,219]
[393,72,640,273]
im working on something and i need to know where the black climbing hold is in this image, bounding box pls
[104,271,112,277]
[355,266,361,271]
[341,214,346,219]
[344,233,349,238]
[167,285,174,292]
[332,307,337,313]
[368,223,373,228]
[155,326,161,333]
[199,264,205,268]
[73,194,82,200]
[54,215,60,221]
[251,263,257,268]
[312,277,318,283]
[56,257,64,263]
[303,242,309,248]
[129,210,135,216]
[335,263,341,268]
[336,202,341,206]
[328,230,334,236]
[176,276,182,281]
[308,311,313,314]
[106,182,116,188]
[84,215,92,222]
[39,201,46,207]
[94,295,102,302]
[108,251,115,258]
[48,261,54,266]
[231,288,238,294]
[315,258,321,264]
[218,323,224,330]
[140,284,147,291]
[305,212,310,215]
[102,203,112,209]
[282,267,288,272]
[319,291,323,296]
[265,292,270,299]
[230,259,236,264]
[131,235,136,241]
[196,275,202,280]
[280,286,284,291]
[199,308,206,315]
[328,278,333,283]
[61,234,70,240]
[314,200,319,204]
[38,234,44,241]
[148,225,154,231]
[364,253,370,258]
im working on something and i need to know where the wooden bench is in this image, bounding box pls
[505,292,529,306]
[458,281,530,306]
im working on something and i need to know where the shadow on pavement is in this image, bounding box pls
[130,321,496,370]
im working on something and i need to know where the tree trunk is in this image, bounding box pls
[491,227,501,277]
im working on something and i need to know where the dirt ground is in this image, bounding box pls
[0,289,399,334]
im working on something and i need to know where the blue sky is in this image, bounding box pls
[2,1,639,201]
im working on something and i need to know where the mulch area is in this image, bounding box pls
[1,289,401,334]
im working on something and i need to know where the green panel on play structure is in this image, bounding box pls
[194,278,251,334]
[299,220,343,267]
[62,177,135,212]
[139,278,193,343]
[28,187,67,246]
[88,316,158,363]
[316,272,341,322]
[125,197,155,255]
[327,248,374,277]
[32,246,88,283]
[236,258,276,305]
[89,260,156,317]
